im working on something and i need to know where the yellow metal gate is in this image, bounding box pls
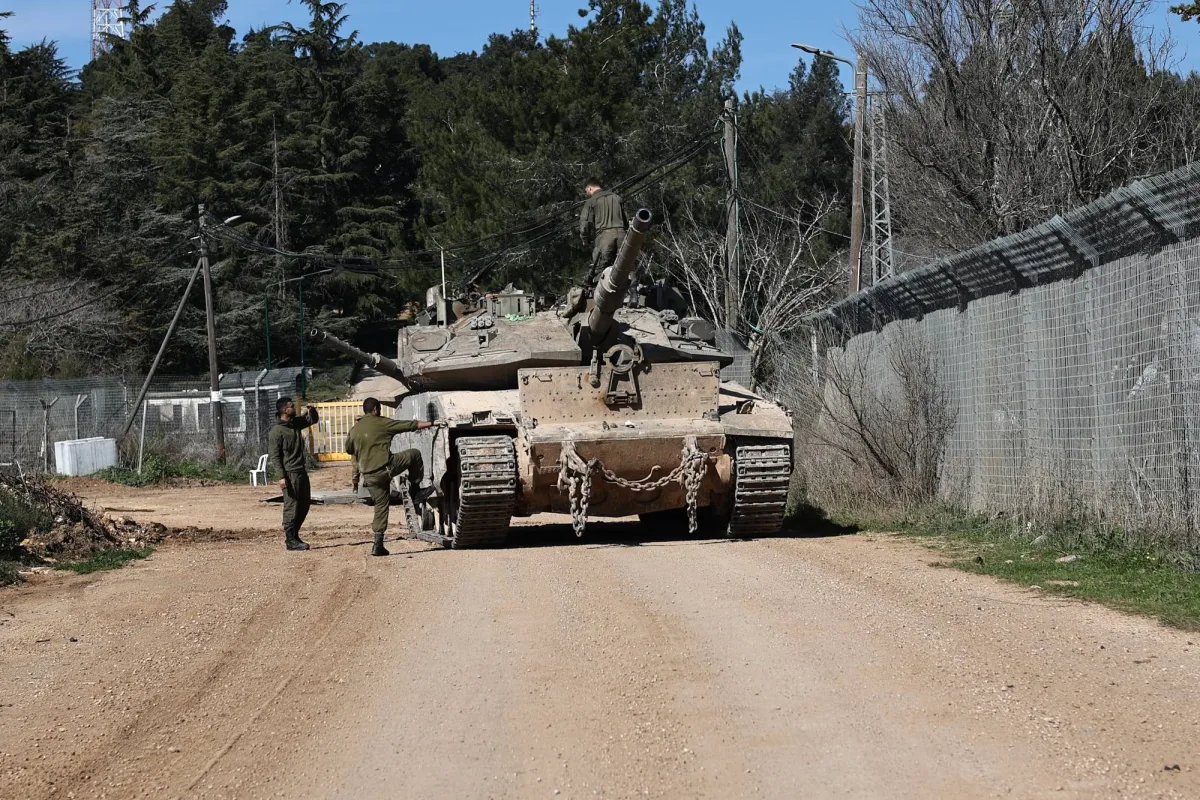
[306,401,395,462]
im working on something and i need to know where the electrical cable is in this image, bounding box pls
[0,239,192,329]
[204,131,721,291]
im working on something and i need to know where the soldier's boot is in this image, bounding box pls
[411,484,438,505]
[371,532,389,557]
[285,528,310,552]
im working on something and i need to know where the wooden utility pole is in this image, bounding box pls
[848,56,867,294]
[723,96,740,332]
[121,258,204,438]
[198,205,226,463]
[272,119,284,281]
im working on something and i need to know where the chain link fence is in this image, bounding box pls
[0,369,308,473]
[772,163,1200,546]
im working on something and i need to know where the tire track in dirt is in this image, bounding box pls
[243,542,726,798]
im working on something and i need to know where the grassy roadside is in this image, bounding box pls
[842,507,1200,632]
[94,455,247,487]
[53,547,154,575]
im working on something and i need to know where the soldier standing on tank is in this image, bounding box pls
[580,177,627,283]
[345,397,443,557]
[268,396,320,552]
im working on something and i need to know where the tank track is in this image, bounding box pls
[397,484,445,547]
[727,443,792,538]
[451,436,517,548]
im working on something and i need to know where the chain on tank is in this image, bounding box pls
[556,435,708,536]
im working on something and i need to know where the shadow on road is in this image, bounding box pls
[500,504,860,550]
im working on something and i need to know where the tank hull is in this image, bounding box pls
[384,367,793,546]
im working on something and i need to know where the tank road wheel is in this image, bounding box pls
[450,436,517,549]
[727,443,792,539]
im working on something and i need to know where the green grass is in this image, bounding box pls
[94,455,246,487]
[841,506,1200,632]
[0,487,53,556]
[54,547,154,575]
[0,559,21,586]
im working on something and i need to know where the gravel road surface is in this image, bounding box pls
[1,468,1196,798]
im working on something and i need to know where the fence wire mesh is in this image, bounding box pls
[772,164,1200,546]
[0,369,306,473]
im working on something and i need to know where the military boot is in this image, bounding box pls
[285,528,310,551]
[371,532,389,557]
[412,484,438,505]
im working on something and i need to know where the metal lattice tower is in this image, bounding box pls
[868,94,895,283]
[91,0,129,60]
[530,0,538,37]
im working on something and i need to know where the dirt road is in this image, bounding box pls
[1,468,1198,798]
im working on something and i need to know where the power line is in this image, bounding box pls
[205,131,720,288]
[0,240,192,329]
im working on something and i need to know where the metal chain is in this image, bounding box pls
[557,436,709,536]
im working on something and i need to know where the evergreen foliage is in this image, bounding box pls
[1,0,1191,379]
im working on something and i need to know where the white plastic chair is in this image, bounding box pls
[249,454,269,486]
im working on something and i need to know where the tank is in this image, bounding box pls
[311,207,793,548]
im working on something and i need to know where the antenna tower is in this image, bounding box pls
[91,0,129,60]
[867,93,895,283]
[530,0,538,38]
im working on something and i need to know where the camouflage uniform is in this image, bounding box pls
[580,189,627,276]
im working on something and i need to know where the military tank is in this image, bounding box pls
[311,208,793,548]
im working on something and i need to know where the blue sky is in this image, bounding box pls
[4,0,1198,92]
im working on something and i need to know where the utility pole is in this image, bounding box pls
[849,55,867,294]
[723,96,740,332]
[791,44,867,293]
[198,205,226,463]
[272,118,284,282]
[121,258,204,438]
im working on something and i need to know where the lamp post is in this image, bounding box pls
[792,43,867,294]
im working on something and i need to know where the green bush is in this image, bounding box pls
[0,488,52,556]
[94,455,247,487]
[0,560,21,586]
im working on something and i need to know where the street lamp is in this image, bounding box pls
[792,42,867,294]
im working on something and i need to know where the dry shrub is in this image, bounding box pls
[802,323,957,510]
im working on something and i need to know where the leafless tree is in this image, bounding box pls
[659,199,842,385]
[0,280,124,375]
[853,0,1189,251]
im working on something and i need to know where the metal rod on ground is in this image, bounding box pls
[137,400,148,475]
[199,205,227,464]
[723,96,741,333]
[121,259,204,438]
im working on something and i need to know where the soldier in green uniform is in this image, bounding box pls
[345,397,443,557]
[580,177,627,282]
[267,396,320,551]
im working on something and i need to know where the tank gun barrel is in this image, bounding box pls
[587,208,653,341]
[308,329,411,389]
